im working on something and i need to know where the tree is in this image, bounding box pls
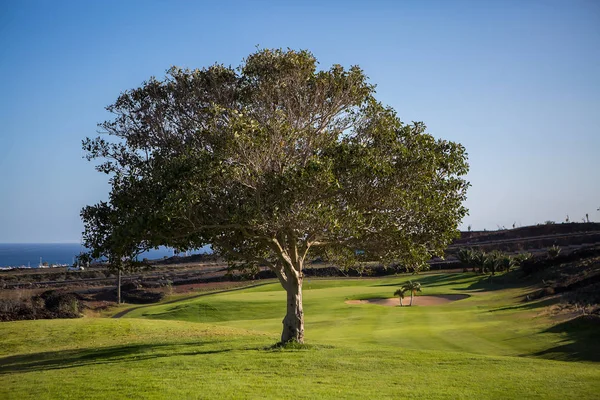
[80,202,147,304]
[498,254,516,273]
[456,248,487,273]
[483,250,502,276]
[456,248,474,269]
[393,288,406,307]
[73,252,92,269]
[472,250,487,273]
[401,281,422,306]
[81,48,469,344]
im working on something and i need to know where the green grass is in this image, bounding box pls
[1,273,599,399]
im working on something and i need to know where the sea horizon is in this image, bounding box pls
[0,243,212,268]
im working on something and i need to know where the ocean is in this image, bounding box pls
[0,243,211,268]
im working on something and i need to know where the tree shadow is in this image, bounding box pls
[457,271,530,292]
[490,297,559,313]
[532,315,600,362]
[415,274,477,288]
[113,281,273,318]
[373,273,472,288]
[0,340,257,375]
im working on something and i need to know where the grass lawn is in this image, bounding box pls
[1,273,599,399]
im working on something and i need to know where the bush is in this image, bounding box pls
[121,289,165,304]
[0,290,83,321]
[514,252,533,264]
[37,290,83,318]
[530,287,555,300]
[548,245,561,258]
[564,282,600,306]
[0,298,35,321]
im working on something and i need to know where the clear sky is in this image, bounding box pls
[0,0,599,243]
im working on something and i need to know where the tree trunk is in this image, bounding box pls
[399,297,403,307]
[410,293,414,306]
[117,269,122,304]
[281,277,304,344]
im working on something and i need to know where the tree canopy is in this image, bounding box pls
[81,48,469,343]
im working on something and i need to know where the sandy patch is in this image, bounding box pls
[345,294,470,307]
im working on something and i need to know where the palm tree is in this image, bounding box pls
[456,248,474,270]
[393,288,406,307]
[401,281,422,306]
[483,250,504,275]
[472,250,487,274]
[498,254,517,273]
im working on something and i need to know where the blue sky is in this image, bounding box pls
[0,0,599,242]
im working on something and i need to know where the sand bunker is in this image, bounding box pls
[345,294,470,307]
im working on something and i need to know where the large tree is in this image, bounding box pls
[82,49,469,344]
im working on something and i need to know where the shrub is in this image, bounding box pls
[165,280,174,296]
[0,298,33,321]
[0,290,84,321]
[121,289,165,304]
[548,245,561,258]
[531,287,556,300]
[37,290,83,318]
[514,252,533,263]
[121,280,143,291]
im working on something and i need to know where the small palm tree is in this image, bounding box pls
[456,248,474,269]
[472,250,487,273]
[483,250,504,275]
[401,280,422,306]
[548,245,561,258]
[393,288,406,307]
[498,254,517,273]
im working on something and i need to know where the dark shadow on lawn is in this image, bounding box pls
[532,315,600,362]
[457,271,531,292]
[113,281,273,318]
[490,297,559,313]
[0,340,261,375]
[373,273,472,288]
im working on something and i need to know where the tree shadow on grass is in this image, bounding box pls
[0,340,258,375]
[532,315,600,362]
[373,273,472,288]
[456,271,532,292]
[373,272,524,293]
[489,297,559,313]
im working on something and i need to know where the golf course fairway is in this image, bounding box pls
[1,273,599,399]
